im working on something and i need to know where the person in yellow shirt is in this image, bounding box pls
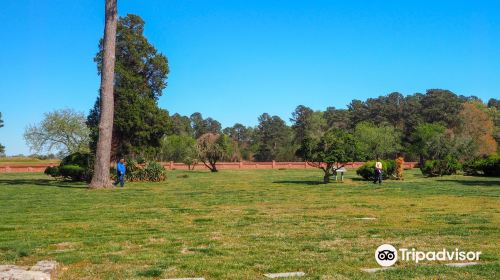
[374,159,383,184]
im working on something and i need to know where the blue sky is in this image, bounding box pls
[0,0,499,155]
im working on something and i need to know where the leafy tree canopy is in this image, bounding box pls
[190,112,222,139]
[196,133,233,172]
[159,134,197,165]
[297,128,358,183]
[457,101,497,156]
[354,122,401,160]
[24,109,90,156]
[291,105,327,144]
[254,113,294,161]
[88,14,171,159]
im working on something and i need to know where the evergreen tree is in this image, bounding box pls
[190,112,222,138]
[88,14,170,159]
[254,113,293,161]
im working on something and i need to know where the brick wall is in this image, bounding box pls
[0,161,418,173]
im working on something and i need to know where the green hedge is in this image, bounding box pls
[420,157,461,177]
[44,166,60,177]
[356,160,395,180]
[59,165,87,181]
[44,152,92,182]
[463,155,500,176]
[60,152,91,168]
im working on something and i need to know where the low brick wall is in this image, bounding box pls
[0,161,418,173]
[0,164,53,173]
[170,161,418,170]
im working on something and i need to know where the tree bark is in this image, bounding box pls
[323,174,330,183]
[89,0,118,189]
[209,160,218,172]
[323,163,334,183]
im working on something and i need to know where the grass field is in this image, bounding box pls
[0,169,498,279]
[0,157,59,166]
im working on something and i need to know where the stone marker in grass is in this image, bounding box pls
[31,260,58,274]
[445,262,478,267]
[354,217,377,220]
[264,271,305,278]
[162,278,205,280]
[0,260,58,280]
[361,267,393,273]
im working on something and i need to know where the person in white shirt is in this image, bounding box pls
[374,159,383,184]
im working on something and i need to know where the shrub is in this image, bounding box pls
[124,159,141,177]
[463,155,500,176]
[59,165,86,181]
[420,157,461,177]
[112,160,167,182]
[142,161,167,182]
[44,166,60,177]
[356,160,395,180]
[60,152,91,168]
[182,156,198,170]
[43,152,92,182]
[482,155,500,176]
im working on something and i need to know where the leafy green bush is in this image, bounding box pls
[356,160,396,180]
[43,152,93,182]
[60,152,91,168]
[59,165,86,181]
[463,155,500,176]
[143,161,167,182]
[420,157,461,177]
[44,166,60,177]
[482,155,500,176]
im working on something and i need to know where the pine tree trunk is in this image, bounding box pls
[89,0,118,189]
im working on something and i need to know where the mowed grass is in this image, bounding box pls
[0,157,59,166]
[0,169,498,279]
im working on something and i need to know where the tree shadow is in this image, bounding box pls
[0,179,87,189]
[437,179,500,187]
[350,177,368,182]
[273,180,325,186]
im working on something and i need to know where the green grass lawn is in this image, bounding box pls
[0,169,498,279]
[0,157,59,166]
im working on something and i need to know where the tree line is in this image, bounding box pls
[21,14,500,166]
[16,11,500,186]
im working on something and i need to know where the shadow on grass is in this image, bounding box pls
[0,179,87,189]
[169,170,215,174]
[437,179,500,187]
[273,180,325,185]
[350,177,369,182]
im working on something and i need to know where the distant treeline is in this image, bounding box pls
[84,14,500,163]
[147,90,498,163]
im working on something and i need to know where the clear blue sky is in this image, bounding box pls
[1,0,499,155]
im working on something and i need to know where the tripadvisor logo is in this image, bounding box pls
[375,244,398,266]
[375,244,481,267]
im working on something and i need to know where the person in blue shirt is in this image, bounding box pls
[114,158,126,187]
